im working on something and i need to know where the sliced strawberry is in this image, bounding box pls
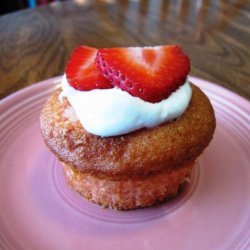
[65,46,113,91]
[96,45,190,103]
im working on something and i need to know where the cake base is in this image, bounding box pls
[62,162,194,210]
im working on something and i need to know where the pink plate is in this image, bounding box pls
[0,76,249,250]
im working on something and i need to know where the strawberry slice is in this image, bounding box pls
[96,45,190,103]
[65,46,113,91]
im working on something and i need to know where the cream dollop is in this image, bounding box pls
[60,75,192,137]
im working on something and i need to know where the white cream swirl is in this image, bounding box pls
[60,75,192,137]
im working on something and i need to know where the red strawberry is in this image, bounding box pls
[65,46,113,91]
[96,45,190,103]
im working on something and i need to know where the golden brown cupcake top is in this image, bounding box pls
[40,84,215,179]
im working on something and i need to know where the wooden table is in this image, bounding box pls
[0,0,249,100]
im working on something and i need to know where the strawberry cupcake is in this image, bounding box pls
[40,45,215,210]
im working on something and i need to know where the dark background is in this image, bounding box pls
[1,0,27,15]
[0,0,57,15]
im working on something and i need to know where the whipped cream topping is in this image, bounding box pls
[60,75,192,137]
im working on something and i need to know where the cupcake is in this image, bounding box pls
[40,45,215,210]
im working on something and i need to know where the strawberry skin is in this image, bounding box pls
[96,45,190,103]
[65,46,113,91]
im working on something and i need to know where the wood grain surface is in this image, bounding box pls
[0,0,249,100]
